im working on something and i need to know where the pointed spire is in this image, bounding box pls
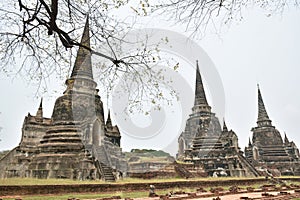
[257,84,272,126]
[223,119,228,132]
[70,16,93,80]
[106,110,112,128]
[39,98,43,108]
[248,137,252,146]
[36,98,43,119]
[194,60,209,107]
[284,132,289,144]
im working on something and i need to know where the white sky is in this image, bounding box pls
[0,6,299,156]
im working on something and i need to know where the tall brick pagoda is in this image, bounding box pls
[0,18,127,181]
[178,61,259,177]
[245,85,300,175]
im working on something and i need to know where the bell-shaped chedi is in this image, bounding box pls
[0,17,127,181]
[178,61,259,177]
[245,85,300,176]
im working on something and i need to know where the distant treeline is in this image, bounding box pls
[128,149,171,157]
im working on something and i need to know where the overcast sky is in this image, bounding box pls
[0,6,299,156]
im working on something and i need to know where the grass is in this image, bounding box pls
[117,176,267,184]
[0,177,181,186]
[0,176,266,186]
[0,186,200,200]
[1,176,299,187]
[1,191,148,200]
[0,178,106,185]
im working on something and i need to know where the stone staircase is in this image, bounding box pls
[174,162,193,178]
[91,146,115,182]
[94,159,115,182]
[95,146,111,166]
[237,154,260,177]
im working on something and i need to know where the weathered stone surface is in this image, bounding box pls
[245,85,300,176]
[0,18,127,181]
[178,61,259,177]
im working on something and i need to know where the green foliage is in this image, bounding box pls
[125,149,175,163]
[129,149,171,157]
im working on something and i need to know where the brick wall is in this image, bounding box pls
[1,177,299,196]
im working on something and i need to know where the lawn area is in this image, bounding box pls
[1,191,148,200]
[0,185,234,200]
[0,178,106,186]
[0,186,201,200]
[0,176,264,186]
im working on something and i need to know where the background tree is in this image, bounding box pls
[147,0,299,37]
[1,0,297,111]
[0,0,174,112]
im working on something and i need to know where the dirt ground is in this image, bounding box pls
[82,189,300,200]
[195,190,298,200]
[130,191,300,200]
[2,189,300,200]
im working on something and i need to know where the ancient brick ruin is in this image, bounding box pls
[177,61,259,177]
[0,18,127,181]
[0,19,299,180]
[178,61,299,177]
[244,85,300,175]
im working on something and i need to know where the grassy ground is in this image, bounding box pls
[0,186,231,200]
[0,186,198,200]
[0,176,265,186]
[0,178,106,185]
[1,191,148,200]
